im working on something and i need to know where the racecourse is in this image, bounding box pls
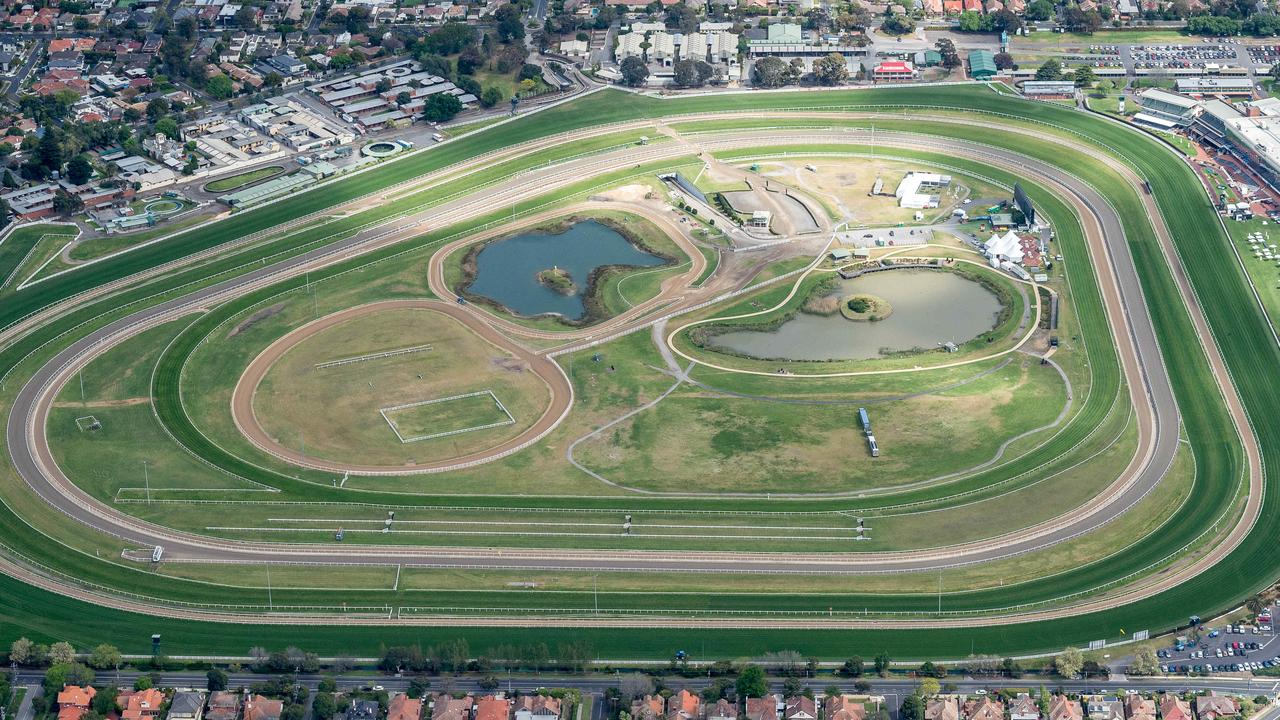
[0,84,1272,659]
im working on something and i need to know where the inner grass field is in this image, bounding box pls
[252,307,550,466]
[0,85,1267,658]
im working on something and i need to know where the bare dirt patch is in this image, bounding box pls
[228,303,285,338]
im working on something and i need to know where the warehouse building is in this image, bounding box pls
[968,50,997,80]
[895,171,950,208]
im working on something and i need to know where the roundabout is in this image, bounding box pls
[0,85,1271,660]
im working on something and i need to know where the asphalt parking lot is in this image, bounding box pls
[1157,614,1280,676]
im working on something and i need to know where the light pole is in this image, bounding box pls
[143,460,151,504]
[593,574,599,615]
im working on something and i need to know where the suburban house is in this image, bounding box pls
[1159,697,1192,720]
[633,696,667,720]
[925,698,960,720]
[1010,695,1040,720]
[746,697,780,720]
[349,700,380,720]
[827,696,866,720]
[432,695,475,720]
[388,695,423,720]
[206,693,241,720]
[514,696,561,720]
[963,697,1004,720]
[244,695,284,720]
[475,697,511,720]
[119,689,167,720]
[1123,696,1155,720]
[784,697,816,720]
[57,685,97,720]
[665,692,700,720]
[1048,696,1082,720]
[707,700,738,720]
[1195,694,1239,720]
[168,692,206,720]
[1084,697,1122,720]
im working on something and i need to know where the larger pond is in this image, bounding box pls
[467,220,666,320]
[711,269,1004,361]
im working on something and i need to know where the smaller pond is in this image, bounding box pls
[711,270,1004,361]
[467,220,666,321]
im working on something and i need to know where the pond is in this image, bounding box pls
[711,269,1004,361]
[467,220,666,320]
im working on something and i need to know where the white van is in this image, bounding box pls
[432,133,445,143]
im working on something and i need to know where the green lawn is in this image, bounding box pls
[205,166,286,193]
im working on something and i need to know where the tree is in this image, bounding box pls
[423,93,463,122]
[665,3,698,32]
[1129,648,1160,676]
[1186,15,1241,34]
[781,677,805,699]
[1054,647,1084,678]
[994,52,1015,70]
[935,38,961,69]
[619,673,654,700]
[206,668,228,691]
[37,128,64,176]
[92,687,118,716]
[2,169,17,189]
[736,664,768,698]
[1246,594,1267,614]
[673,59,713,87]
[1035,58,1063,81]
[495,4,525,42]
[619,56,649,87]
[64,154,93,186]
[812,53,849,85]
[146,98,170,122]
[881,14,916,35]
[874,652,892,676]
[313,693,337,720]
[957,10,984,31]
[899,694,924,720]
[1073,65,1096,87]
[87,644,121,672]
[1000,658,1022,678]
[1024,0,1053,18]
[425,22,476,54]
[480,86,506,108]
[9,637,32,665]
[839,656,864,677]
[753,56,794,87]
[917,678,940,697]
[206,74,234,99]
[49,642,76,666]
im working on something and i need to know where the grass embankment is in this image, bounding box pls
[0,224,78,289]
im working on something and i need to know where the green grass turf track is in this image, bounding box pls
[0,85,1268,658]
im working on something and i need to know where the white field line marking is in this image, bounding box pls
[379,389,515,443]
[314,344,433,369]
[263,517,858,531]
[204,526,854,540]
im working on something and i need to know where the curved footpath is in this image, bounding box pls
[0,118,1258,626]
